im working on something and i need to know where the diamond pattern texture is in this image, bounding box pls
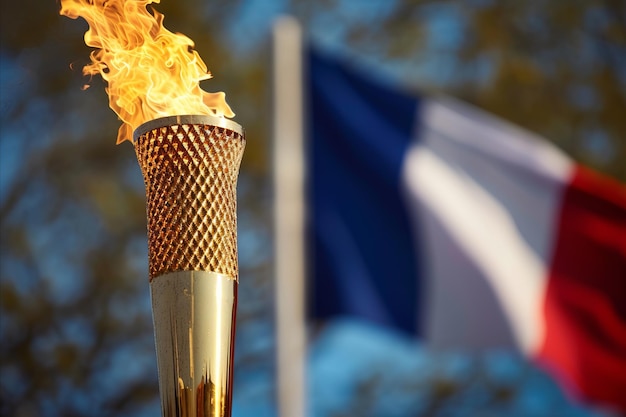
[135,122,245,281]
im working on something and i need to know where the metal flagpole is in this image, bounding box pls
[272,15,307,417]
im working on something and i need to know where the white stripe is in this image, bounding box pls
[427,96,572,185]
[402,98,573,354]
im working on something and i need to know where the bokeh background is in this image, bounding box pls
[1,1,624,416]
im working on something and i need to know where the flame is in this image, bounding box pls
[60,0,235,144]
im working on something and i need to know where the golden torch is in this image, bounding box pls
[60,1,244,415]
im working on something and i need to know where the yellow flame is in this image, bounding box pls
[60,0,235,144]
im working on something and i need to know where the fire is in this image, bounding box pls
[60,0,235,144]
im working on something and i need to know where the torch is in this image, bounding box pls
[134,115,244,416]
[59,1,245,415]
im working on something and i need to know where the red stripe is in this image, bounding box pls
[538,166,626,413]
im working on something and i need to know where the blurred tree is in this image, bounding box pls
[0,0,623,416]
[294,0,626,181]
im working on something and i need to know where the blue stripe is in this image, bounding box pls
[307,47,423,334]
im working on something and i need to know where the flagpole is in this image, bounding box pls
[272,16,307,417]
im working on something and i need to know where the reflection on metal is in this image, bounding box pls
[151,271,237,417]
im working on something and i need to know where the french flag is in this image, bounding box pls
[307,47,626,413]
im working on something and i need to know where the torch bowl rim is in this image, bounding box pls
[133,114,244,142]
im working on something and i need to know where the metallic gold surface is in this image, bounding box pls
[134,116,244,417]
[134,115,245,280]
[151,271,237,417]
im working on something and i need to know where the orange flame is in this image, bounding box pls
[60,0,235,144]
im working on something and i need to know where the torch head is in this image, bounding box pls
[134,115,245,281]
[134,115,245,417]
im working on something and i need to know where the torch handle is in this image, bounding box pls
[151,271,237,417]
